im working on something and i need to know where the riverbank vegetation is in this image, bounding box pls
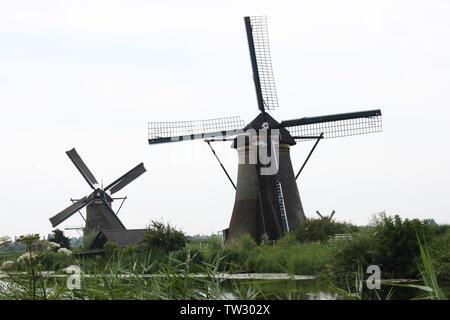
[0,213,448,300]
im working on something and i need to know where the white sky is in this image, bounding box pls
[1,1,449,238]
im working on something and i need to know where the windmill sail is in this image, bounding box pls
[245,16,279,112]
[106,163,147,195]
[50,196,92,227]
[148,116,245,144]
[66,148,98,188]
[280,109,382,140]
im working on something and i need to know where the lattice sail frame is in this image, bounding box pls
[148,116,245,144]
[246,16,279,111]
[282,111,382,141]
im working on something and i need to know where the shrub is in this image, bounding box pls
[48,229,71,249]
[428,229,450,283]
[295,218,358,243]
[171,248,206,272]
[227,233,257,250]
[119,244,140,257]
[332,213,435,279]
[142,220,186,253]
[216,247,247,271]
[81,231,98,251]
[276,232,299,247]
[39,250,73,271]
[372,214,433,277]
[104,241,118,257]
[332,228,378,277]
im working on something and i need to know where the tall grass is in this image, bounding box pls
[384,237,447,300]
[335,237,448,300]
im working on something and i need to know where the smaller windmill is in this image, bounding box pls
[316,210,336,221]
[49,148,146,235]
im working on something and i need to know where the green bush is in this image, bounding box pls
[429,229,450,283]
[372,214,433,277]
[39,250,74,271]
[276,232,299,247]
[295,218,359,243]
[81,231,98,251]
[227,233,257,250]
[142,220,187,253]
[332,213,435,279]
[332,228,378,277]
[171,248,206,271]
[243,243,334,275]
[104,241,119,257]
[48,229,71,249]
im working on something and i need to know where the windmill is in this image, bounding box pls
[147,16,382,243]
[49,148,147,236]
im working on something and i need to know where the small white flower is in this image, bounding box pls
[0,236,11,247]
[41,241,60,249]
[0,260,14,271]
[17,252,37,263]
[57,248,72,255]
[17,234,40,243]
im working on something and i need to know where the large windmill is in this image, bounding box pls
[49,148,147,236]
[147,16,382,243]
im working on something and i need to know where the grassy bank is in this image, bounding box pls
[1,213,448,300]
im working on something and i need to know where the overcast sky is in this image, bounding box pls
[1,1,449,238]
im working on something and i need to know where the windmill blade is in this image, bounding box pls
[244,16,279,112]
[105,163,146,195]
[148,116,245,145]
[280,109,382,140]
[66,148,98,189]
[49,196,92,227]
[316,210,324,219]
[329,210,336,220]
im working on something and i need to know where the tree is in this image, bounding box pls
[48,229,71,249]
[142,220,186,252]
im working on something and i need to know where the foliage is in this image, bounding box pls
[48,229,71,249]
[39,250,73,271]
[415,237,447,300]
[371,213,433,277]
[205,234,334,275]
[429,229,450,283]
[338,238,447,300]
[227,233,257,251]
[0,233,73,299]
[332,228,378,277]
[0,226,448,300]
[332,213,435,279]
[245,242,334,276]
[171,248,206,272]
[276,232,299,247]
[81,231,98,251]
[142,220,187,253]
[295,218,359,243]
[104,241,118,257]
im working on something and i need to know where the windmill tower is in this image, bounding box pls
[147,16,382,243]
[49,148,147,235]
